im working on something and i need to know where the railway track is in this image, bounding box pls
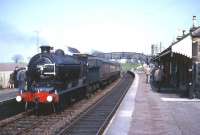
[0,98,25,121]
[0,72,134,135]
[58,73,134,135]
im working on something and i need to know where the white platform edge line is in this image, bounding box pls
[161,97,200,102]
[103,73,139,135]
[0,98,15,103]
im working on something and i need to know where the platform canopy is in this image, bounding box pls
[152,34,192,61]
[153,27,200,61]
[171,35,192,58]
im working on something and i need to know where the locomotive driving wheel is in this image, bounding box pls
[25,102,28,112]
[34,100,39,116]
[51,102,56,113]
[86,86,92,99]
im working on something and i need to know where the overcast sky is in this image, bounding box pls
[0,0,200,62]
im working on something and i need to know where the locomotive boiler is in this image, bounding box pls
[28,46,84,87]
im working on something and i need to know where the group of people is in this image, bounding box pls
[9,67,27,92]
[144,65,164,92]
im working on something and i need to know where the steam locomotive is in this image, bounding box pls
[16,46,120,112]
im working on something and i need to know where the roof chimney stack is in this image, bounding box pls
[182,30,186,36]
[193,16,197,28]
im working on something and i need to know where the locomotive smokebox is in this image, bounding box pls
[40,46,53,53]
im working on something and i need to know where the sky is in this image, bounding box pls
[0,0,200,63]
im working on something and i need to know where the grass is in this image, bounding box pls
[121,63,141,72]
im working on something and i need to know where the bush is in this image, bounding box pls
[121,63,141,72]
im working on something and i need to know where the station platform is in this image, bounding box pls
[0,88,18,102]
[104,73,200,135]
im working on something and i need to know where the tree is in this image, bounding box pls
[12,54,24,63]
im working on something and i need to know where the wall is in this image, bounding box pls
[0,71,12,88]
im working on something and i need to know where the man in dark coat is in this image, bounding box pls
[9,72,15,88]
[13,67,19,88]
[17,69,27,92]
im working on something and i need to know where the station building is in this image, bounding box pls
[0,63,26,89]
[153,26,200,98]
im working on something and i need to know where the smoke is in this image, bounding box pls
[0,21,47,62]
[0,20,47,46]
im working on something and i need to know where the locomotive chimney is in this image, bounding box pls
[40,46,53,53]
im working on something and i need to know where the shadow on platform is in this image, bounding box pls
[149,81,189,98]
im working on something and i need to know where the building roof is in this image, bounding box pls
[192,27,200,37]
[171,35,192,58]
[0,63,27,71]
[153,26,200,61]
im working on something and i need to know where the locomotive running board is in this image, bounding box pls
[58,84,87,95]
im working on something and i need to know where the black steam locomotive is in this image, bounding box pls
[16,46,121,112]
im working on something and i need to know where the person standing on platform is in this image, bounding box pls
[154,66,164,92]
[9,72,15,88]
[145,65,151,83]
[17,69,27,92]
[13,66,19,88]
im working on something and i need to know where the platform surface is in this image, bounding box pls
[0,88,18,102]
[104,73,200,135]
